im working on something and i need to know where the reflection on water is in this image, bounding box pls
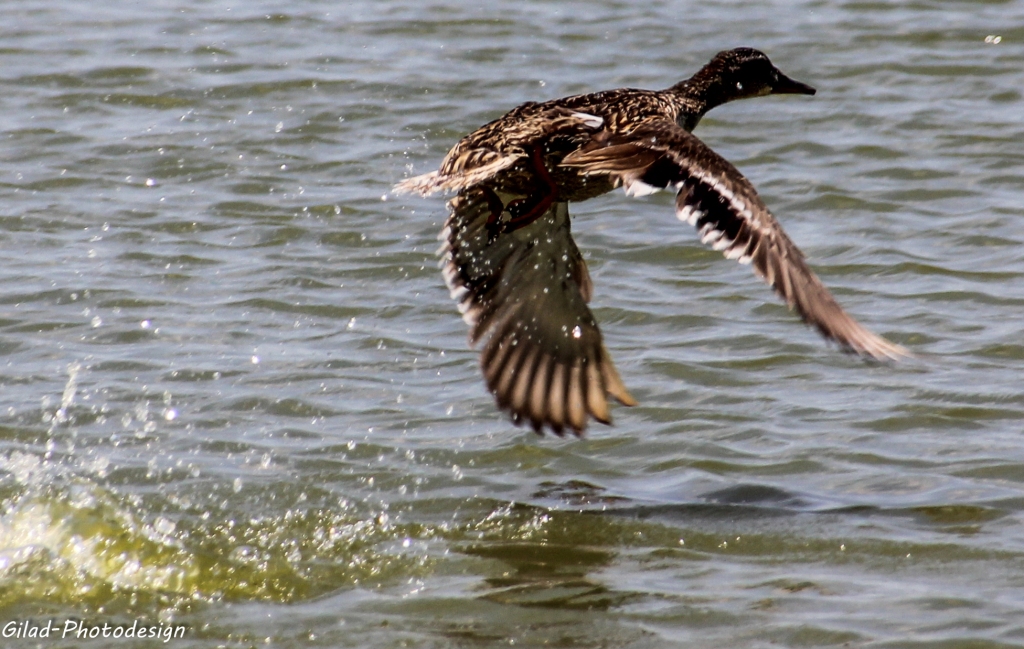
[2,0,1024,647]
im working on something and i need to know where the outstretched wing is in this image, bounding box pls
[562,119,907,361]
[440,188,636,436]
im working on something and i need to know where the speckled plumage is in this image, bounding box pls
[396,88,702,201]
[395,48,907,436]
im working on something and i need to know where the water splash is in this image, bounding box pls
[0,451,437,612]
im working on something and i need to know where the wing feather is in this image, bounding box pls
[564,119,907,361]
[440,189,636,435]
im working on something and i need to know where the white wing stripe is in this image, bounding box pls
[624,178,662,197]
[570,112,605,129]
[677,205,704,225]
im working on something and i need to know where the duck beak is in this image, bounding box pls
[772,71,816,95]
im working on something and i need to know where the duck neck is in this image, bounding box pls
[667,64,732,131]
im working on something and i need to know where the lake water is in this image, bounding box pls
[2,1,1024,647]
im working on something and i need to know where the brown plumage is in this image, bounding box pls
[395,48,908,437]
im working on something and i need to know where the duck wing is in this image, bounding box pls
[562,119,906,361]
[440,187,636,436]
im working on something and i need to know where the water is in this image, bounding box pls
[1,1,1023,646]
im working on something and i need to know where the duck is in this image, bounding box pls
[394,48,907,437]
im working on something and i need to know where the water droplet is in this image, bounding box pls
[153,516,176,536]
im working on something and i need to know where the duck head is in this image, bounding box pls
[677,48,816,111]
[710,48,816,101]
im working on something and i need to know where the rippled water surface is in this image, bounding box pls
[2,1,1024,647]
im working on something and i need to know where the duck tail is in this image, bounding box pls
[392,171,444,196]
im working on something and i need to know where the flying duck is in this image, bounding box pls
[395,48,906,436]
